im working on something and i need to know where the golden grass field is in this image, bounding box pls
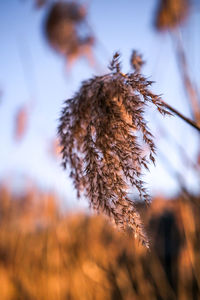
[1,184,200,300]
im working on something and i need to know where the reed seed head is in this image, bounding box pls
[155,0,190,31]
[44,1,94,60]
[58,52,170,247]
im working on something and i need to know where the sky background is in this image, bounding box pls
[0,0,200,209]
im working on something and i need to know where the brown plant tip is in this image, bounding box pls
[58,52,170,247]
[14,104,29,142]
[130,50,145,73]
[155,0,190,31]
[34,0,47,9]
[44,1,94,63]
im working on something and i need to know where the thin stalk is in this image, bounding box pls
[171,30,200,125]
[161,99,200,133]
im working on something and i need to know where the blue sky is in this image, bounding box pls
[0,0,200,208]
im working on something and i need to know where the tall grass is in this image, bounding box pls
[1,184,200,299]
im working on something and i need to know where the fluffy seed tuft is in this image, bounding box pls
[58,52,170,247]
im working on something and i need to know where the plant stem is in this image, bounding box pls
[161,99,200,133]
[171,30,200,125]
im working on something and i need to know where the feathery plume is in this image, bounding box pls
[155,0,190,31]
[130,50,145,73]
[58,52,170,247]
[44,1,94,66]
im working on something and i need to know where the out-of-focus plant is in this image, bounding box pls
[49,138,62,159]
[1,184,200,299]
[44,1,94,68]
[155,0,200,125]
[34,0,47,9]
[14,104,29,142]
[155,0,190,31]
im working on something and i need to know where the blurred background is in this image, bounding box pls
[0,0,200,299]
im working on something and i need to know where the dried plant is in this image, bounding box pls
[155,0,190,31]
[1,183,200,299]
[44,1,94,65]
[130,50,145,73]
[49,138,62,159]
[14,104,29,142]
[22,0,47,9]
[35,0,47,9]
[58,52,170,247]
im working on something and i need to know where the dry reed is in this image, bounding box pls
[0,184,200,299]
[58,52,171,247]
[155,0,190,31]
[44,1,94,66]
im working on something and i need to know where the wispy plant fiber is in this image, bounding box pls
[58,52,170,247]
